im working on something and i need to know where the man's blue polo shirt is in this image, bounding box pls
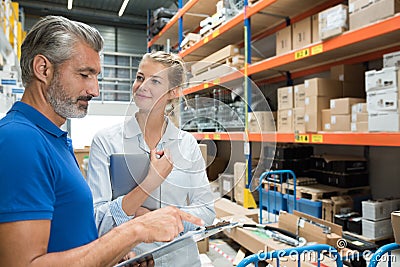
[0,101,98,252]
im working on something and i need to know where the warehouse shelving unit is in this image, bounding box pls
[147,0,400,207]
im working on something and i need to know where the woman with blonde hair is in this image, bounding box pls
[86,51,215,266]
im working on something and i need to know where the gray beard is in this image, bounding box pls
[45,72,89,119]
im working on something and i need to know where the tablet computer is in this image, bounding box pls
[109,153,161,210]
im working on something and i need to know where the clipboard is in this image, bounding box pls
[114,221,238,267]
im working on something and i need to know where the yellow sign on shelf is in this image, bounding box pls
[212,29,219,38]
[204,83,209,89]
[213,78,220,85]
[204,134,210,139]
[213,134,221,140]
[203,37,209,44]
[295,48,310,60]
[295,134,310,143]
[311,44,323,55]
[311,134,323,143]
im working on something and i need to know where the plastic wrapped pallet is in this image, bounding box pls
[319,4,348,40]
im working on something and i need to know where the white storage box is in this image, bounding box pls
[365,67,400,92]
[362,199,398,221]
[362,218,393,239]
[367,88,398,112]
[368,112,400,132]
[384,50,400,68]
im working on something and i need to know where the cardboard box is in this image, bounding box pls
[207,156,228,181]
[330,114,351,131]
[234,162,246,205]
[276,25,292,55]
[197,237,209,253]
[342,81,366,98]
[350,0,400,30]
[293,107,306,133]
[305,96,330,114]
[384,50,400,68]
[391,211,400,244]
[362,218,393,239]
[349,0,374,13]
[311,14,320,43]
[292,17,312,50]
[367,88,398,112]
[352,102,368,113]
[331,64,365,82]
[365,67,400,92]
[319,4,349,40]
[294,84,306,108]
[368,112,400,132]
[351,112,368,123]
[214,198,258,222]
[248,111,276,132]
[279,211,342,247]
[304,78,342,98]
[351,121,369,132]
[278,86,294,110]
[330,98,365,115]
[322,109,331,131]
[278,109,293,133]
[322,195,354,222]
[191,44,240,75]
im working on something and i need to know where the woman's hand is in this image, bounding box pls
[142,149,173,192]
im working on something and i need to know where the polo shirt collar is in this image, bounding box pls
[10,101,67,138]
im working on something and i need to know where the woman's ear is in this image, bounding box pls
[168,87,179,100]
[32,54,53,85]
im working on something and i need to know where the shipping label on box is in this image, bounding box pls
[294,84,306,108]
[292,17,312,50]
[276,26,292,55]
[278,86,294,110]
[304,78,342,97]
[365,66,400,92]
[330,98,365,115]
[367,88,398,112]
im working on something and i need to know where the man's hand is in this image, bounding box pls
[131,206,204,243]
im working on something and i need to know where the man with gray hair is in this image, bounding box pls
[0,15,203,266]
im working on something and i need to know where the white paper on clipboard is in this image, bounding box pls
[114,222,238,267]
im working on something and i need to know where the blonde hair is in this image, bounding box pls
[140,51,187,90]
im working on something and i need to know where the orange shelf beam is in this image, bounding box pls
[191,132,400,146]
[256,45,400,85]
[182,69,244,95]
[147,0,199,47]
[248,15,400,75]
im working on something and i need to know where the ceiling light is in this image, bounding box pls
[67,0,73,10]
[118,0,130,17]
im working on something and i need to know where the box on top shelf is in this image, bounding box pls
[276,25,292,55]
[304,78,342,97]
[384,50,400,68]
[349,0,374,14]
[349,0,400,30]
[368,112,400,131]
[330,64,365,83]
[319,4,349,40]
[365,66,400,92]
[277,86,294,110]
[330,98,365,115]
[292,17,312,50]
[311,14,320,43]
